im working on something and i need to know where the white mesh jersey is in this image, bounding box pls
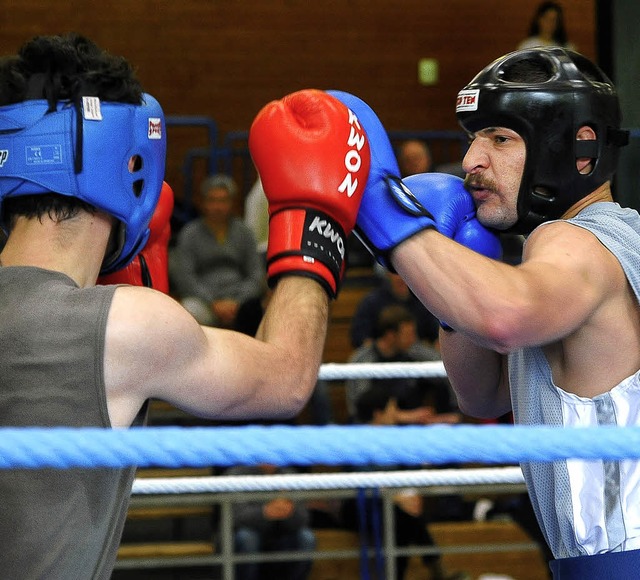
[509,202,640,559]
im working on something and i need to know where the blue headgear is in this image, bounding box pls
[455,48,629,234]
[0,93,166,272]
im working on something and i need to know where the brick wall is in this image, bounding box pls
[2,0,596,202]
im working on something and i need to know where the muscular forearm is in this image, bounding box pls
[439,328,510,419]
[255,276,329,413]
[392,230,519,351]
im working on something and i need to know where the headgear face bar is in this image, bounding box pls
[0,93,166,273]
[456,47,629,234]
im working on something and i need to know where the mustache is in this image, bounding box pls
[463,174,498,193]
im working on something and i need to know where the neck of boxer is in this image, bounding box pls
[560,182,613,221]
[0,210,114,288]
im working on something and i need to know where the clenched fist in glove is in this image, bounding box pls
[328,91,501,267]
[401,173,502,331]
[401,172,502,260]
[97,181,174,292]
[249,89,371,298]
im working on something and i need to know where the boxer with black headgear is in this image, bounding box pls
[456,47,629,233]
[0,35,370,578]
[354,47,640,578]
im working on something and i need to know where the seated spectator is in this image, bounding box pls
[225,464,316,580]
[350,271,440,350]
[397,139,433,177]
[346,304,461,425]
[170,174,264,327]
[340,385,469,580]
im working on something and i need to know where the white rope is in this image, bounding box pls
[132,466,524,494]
[318,361,446,380]
[129,361,509,495]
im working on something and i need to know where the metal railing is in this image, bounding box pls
[116,476,532,580]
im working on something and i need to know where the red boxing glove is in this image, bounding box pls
[249,89,371,298]
[98,181,174,293]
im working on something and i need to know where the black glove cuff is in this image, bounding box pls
[267,208,347,290]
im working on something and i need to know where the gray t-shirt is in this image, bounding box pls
[0,267,142,579]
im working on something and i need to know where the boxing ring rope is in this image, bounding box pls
[4,360,628,578]
[2,362,640,482]
[131,467,525,495]
[2,422,640,470]
[318,361,446,380]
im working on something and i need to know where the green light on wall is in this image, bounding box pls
[418,58,439,86]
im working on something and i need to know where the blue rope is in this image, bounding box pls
[2,424,640,469]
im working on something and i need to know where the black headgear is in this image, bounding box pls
[456,47,629,234]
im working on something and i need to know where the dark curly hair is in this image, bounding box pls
[0,33,143,108]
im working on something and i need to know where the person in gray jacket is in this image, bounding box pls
[225,464,315,580]
[170,173,264,327]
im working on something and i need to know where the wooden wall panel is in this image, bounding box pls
[1,0,596,202]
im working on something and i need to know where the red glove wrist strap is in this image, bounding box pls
[266,208,347,298]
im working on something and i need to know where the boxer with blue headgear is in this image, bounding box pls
[0,77,166,272]
[0,35,372,580]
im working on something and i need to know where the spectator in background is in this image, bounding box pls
[346,305,461,425]
[340,385,469,580]
[397,139,432,177]
[170,173,263,327]
[225,463,316,580]
[517,1,576,51]
[351,271,440,350]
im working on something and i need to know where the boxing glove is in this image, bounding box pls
[401,173,502,332]
[97,181,174,293]
[327,90,410,270]
[328,90,438,268]
[249,89,371,298]
[328,91,501,270]
[401,173,502,259]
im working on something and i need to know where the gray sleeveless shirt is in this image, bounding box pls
[0,267,143,579]
[509,202,640,559]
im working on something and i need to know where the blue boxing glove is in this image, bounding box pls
[402,173,502,260]
[328,90,488,269]
[327,90,434,268]
[402,173,502,331]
